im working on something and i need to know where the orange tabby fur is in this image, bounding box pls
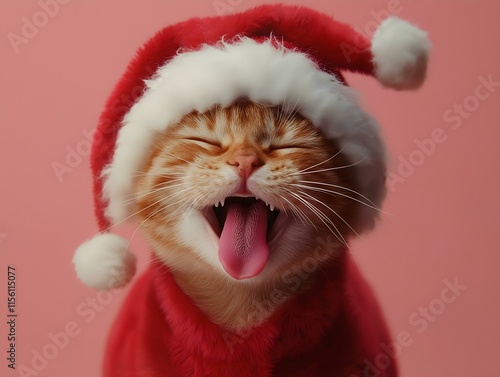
[134,101,360,330]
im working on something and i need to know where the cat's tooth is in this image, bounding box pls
[221,198,225,207]
[270,204,275,211]
[215,202,219,208]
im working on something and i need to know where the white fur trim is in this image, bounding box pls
[372,17,431,90]
[103,38,387,230]
[73,233,136,290]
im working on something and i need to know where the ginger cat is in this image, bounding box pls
[103,100,396,377]
[134,101,364,330]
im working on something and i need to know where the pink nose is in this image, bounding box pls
[228,149,263,179]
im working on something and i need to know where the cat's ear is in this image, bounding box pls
[73,233,136,290]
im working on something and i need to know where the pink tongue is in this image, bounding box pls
[219,201,269,279]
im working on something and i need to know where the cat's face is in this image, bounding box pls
[134,101,359,283]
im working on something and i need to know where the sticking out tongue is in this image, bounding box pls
[219,200,269,279]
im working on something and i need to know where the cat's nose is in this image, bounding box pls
[228,149,263,179]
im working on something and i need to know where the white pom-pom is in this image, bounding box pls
[371,17,431,90]
[73,233,136,290]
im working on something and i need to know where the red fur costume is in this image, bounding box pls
[104,255,397,377]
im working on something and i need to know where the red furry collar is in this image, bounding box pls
[103,256,396,377]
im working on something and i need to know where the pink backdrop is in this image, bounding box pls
[1,1,499,376]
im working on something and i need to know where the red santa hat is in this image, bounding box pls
[73,4,430,290]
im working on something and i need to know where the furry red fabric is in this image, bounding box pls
[103,254,397,377]
[90,4,373,231]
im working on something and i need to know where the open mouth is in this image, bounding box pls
[212,197,280,237]
[203,197,283,280]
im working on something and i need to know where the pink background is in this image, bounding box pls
[1,1,499,376]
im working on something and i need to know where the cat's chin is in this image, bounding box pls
[199,196,291,280]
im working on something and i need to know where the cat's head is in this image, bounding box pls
[73,15,430,289]
[134,101,368,282]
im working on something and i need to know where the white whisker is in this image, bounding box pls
[297,180,378,207]
[280,190,316,229]
[128,181,188,203]
[287,190,348,247]
[291,158,365,176]
[297,189,359,238]
[294,148,345,174]
[292,183,390,215]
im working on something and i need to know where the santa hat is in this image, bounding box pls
[73,4,430,290]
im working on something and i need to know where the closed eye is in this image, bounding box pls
[184,137,222,148]
[269,144,308,151]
